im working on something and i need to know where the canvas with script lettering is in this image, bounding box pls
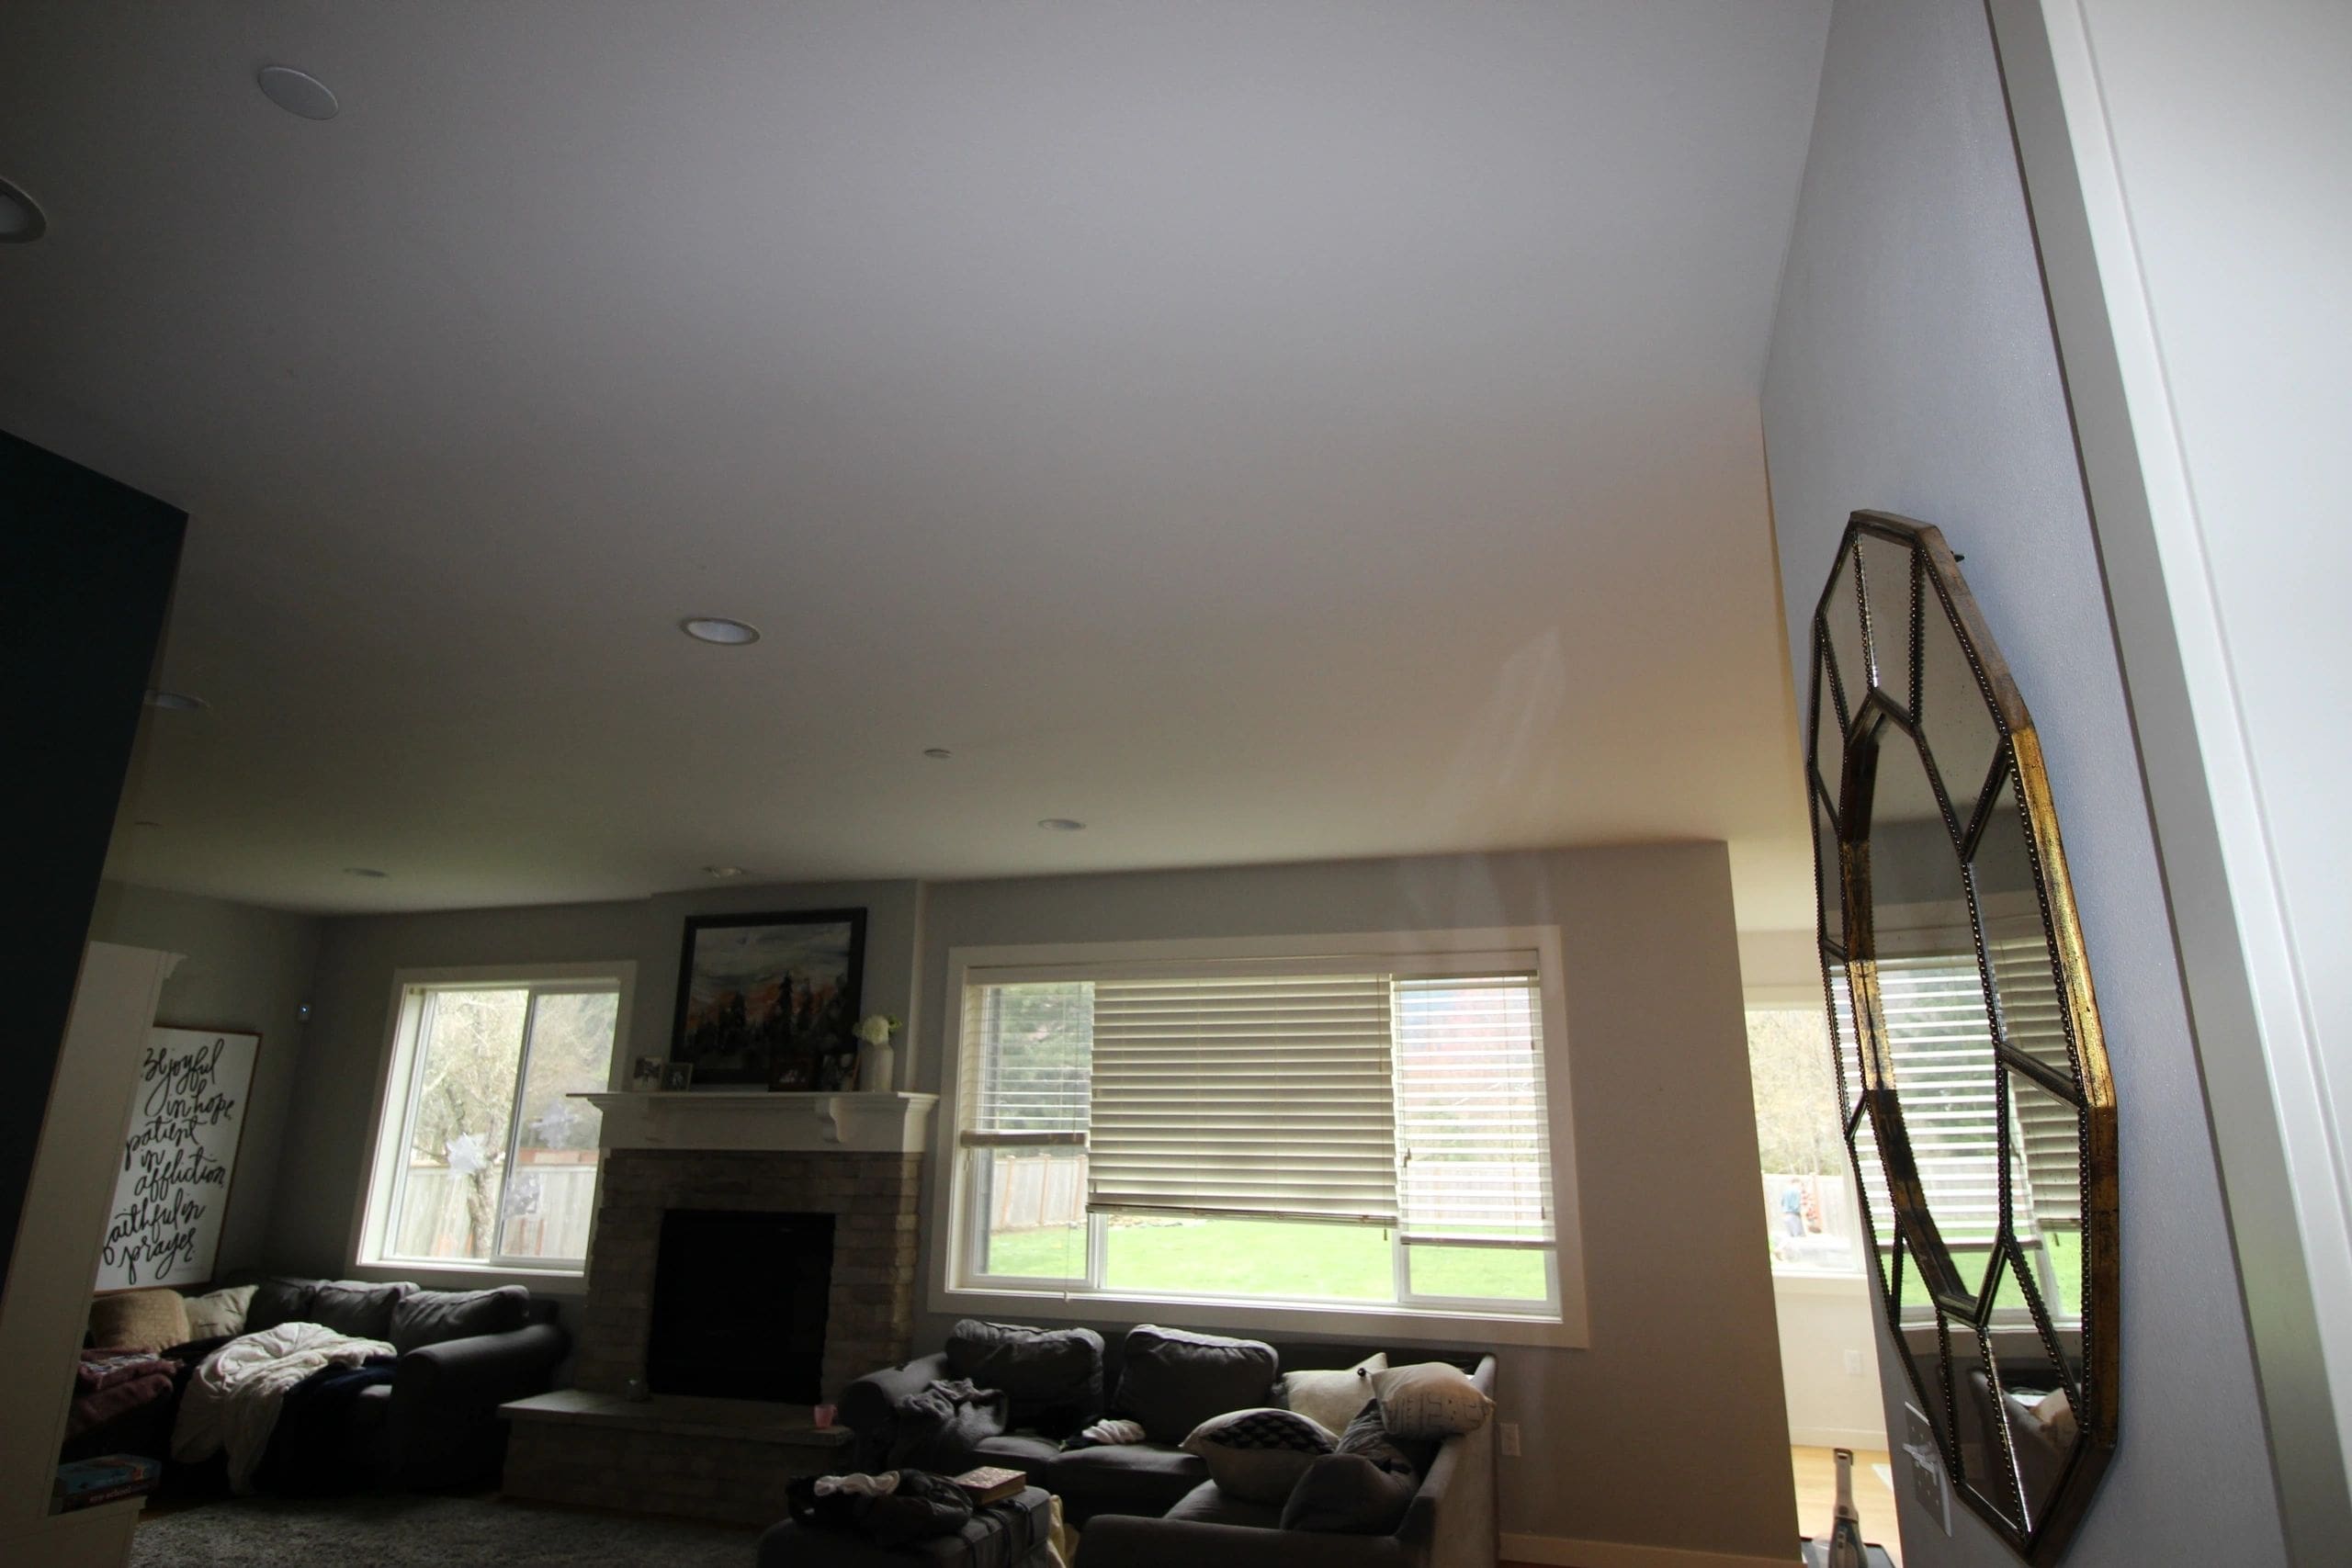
[95,1026,261,1291]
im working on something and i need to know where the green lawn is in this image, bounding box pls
[1894,1231,2081,1322]
[983,1217,1547,1304]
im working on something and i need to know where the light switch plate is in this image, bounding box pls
[1844,1348,1865,1376]
[1903,1404,1952,1535]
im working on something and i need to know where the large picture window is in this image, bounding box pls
[944,936,1569,1332]
[360,968,628,1277]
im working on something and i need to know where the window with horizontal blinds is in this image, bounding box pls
[1394,975,1552,1246]
[1086,973,1398,1223]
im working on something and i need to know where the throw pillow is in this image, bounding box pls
[307,1280,413,1341]
[181,1283,257,1340]
[244,1276,322,1334]
[944,1319,1105,1437]
[1281,1352,1387,1435]
[390,1284,532,1353]
[1181,1407,1338,1504]
[1114,1325,1281,1445]
[1335,1398,1439,1480]
[87,1289,191,1354]
[1370,1360,1492,1439]
[1281,1450,1419,1534]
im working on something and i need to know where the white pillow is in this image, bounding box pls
[1369,1361,1493,1439]
[1181,1407,1339,1503]
[1281,1352,1387,1435]
[182,1283,258,1340]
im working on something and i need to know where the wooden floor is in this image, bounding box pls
[1498,1447,1902,1568]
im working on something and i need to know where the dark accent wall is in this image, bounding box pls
[0,430,186,1296]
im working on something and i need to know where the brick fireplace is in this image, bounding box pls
[501,1090,937,1524]
[571,1146,920,1399]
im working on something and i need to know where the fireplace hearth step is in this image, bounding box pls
[501,1389,854,1526]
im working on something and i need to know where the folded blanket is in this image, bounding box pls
[69,1371,176,1438]
[1061,1416,1147,1451]
[174,1322,394,1493]
[77,1348,175,1394]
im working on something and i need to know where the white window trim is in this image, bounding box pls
[348,961,636,1293]
[928,927,1588,1349]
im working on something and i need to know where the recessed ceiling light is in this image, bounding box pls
[344,866,389,878]
[705,864,746,878]
[922,748,953,760]
[144,689,209,712]
[257,64,340,121]
[681,616,761,646]
[1038,818,1086,832]
[0,176,45,243]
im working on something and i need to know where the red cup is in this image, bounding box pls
[813,1404,838,1429]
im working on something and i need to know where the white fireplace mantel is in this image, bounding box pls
[571,1090,939,1155]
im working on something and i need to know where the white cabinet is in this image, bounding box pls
[0,943,175,1567]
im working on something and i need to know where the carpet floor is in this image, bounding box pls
[131,1494,760,1567]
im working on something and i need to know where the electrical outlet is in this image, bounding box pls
[1844,1348,1865,1376]
[1499,1422,1521,1458]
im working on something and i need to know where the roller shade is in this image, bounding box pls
[1085,973,1397,1223]
[1394,974,1553,1246]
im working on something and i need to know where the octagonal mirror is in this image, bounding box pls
[1809,511,2118,1562]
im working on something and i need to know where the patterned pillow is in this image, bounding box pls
[1181,1407,1339,1503]
[1368,1360,1492,1439]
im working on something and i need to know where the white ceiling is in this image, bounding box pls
[1,2,1830,922]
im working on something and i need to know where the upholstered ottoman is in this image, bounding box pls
[756,1486,1056,1568]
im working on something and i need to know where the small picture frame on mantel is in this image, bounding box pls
[660,1061,695,1092]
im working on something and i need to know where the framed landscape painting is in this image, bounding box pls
[669,908,866,1089]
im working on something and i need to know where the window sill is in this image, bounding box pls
[349,1257,588,1296]
[1771,1268,1871,1294]
[935,1281,1586,1349]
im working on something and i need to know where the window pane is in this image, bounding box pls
[502,991,620,1262]
[970,984,1092,1134]
[1394,976,1551,1243]
[1101,1215,1389,1301]
[1407,1244,1549,1302]
[392,989,526,1263]
[1747,1006,1862,1273]
[973,1148,1088,1281]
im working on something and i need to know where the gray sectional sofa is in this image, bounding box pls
[840,1323,1497,1568]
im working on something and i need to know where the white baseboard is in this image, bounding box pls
[1787,1422,1891,1450]
[1500,1534,1795,1568]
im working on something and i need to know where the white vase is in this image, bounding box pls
[857,1038,897,1093]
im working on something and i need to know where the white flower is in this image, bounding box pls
[853,1013,900,1046]
[446,1132,491,1176]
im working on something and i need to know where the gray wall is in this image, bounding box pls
[1760,2,2286,1562]
[913,844,1794,1560]
[84,881,321,1281]
[269,877,922,1280]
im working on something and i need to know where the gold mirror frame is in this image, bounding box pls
[1808,512,2119,1562]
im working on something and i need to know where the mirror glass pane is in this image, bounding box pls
[1859,533,1920,718]
[1826,962,1862,1126]
[1955,1318,2030,1532]
[1852,1108,1899,1303]
[1813,641,1846,798]
[2007,1068,2085,1326]
[1862,728,2004,1314]
[1973,773,2082,1094]
[1815,784,1847,959]
[1986,1252,2084,1537]
[1822,550,1870,717]
[1918,585,2006,830]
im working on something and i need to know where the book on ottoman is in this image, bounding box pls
[954,1466,1027,1506]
